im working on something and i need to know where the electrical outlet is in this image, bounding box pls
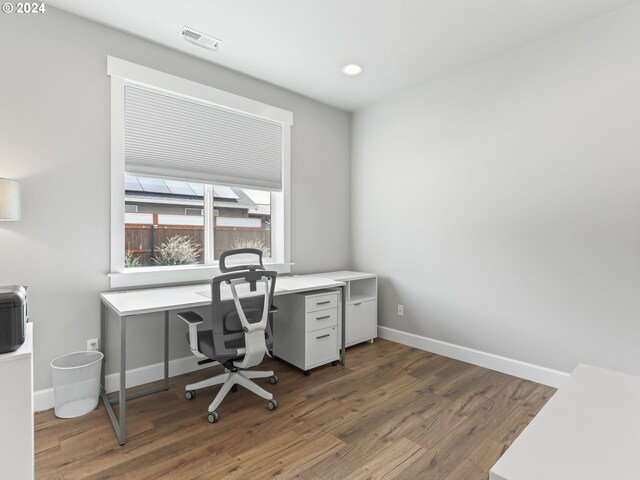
[87,338,99,352]
[397,304,404,316]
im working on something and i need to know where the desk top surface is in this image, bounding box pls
[490,364,640,480]
[101,275,345,316]
[312,271,377,282]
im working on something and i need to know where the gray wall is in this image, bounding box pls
[0,7,351,391]
[352,3,640,376]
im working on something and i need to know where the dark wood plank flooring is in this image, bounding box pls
[35,339,555,479]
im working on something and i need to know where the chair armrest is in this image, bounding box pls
[177,311,206,358]
[177,311,203,325]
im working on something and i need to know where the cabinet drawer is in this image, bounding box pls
[306,308,338,332]
[346,300,377,345]
[306,292,338,313]
[305,326,338,367]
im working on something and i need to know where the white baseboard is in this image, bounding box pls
[34,355,217,413]
[378,326,569,388]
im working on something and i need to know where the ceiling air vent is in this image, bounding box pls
[179,26,221,52]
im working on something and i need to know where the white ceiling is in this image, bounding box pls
[48,0,637,111]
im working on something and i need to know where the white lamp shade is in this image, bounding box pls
[0,178,21,221]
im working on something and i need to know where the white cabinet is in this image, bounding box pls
[315,271,378,347]
[346,301,377,346]
[0,323,34,480]
[273,290,340,373]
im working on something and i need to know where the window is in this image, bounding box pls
[185,208,203,216]
[123,176,272,268]
[213,187,271,260]
[124,176,205,268]
[108,57,291,288]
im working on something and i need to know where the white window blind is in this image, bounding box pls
[124,84,284,191]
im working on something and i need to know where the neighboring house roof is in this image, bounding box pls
[249,204,271,216]
[124,176,260,211]
[224,187,258,211]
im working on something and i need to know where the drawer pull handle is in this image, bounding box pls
[354,303,362,306]
[316,315,331,320]
[316,334,330,340]
[316,301,331,305]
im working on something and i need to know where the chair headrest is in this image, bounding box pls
[218,249,272,292]
[219,248,265,273]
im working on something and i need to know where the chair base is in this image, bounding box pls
[186,369,275,413]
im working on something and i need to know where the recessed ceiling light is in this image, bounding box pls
[342,64,363,76]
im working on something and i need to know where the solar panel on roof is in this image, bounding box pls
[188,183,205,196]
[213,186,239,199]
[165,180,197,196]
[138,177,170,194]
[124,176,143,191]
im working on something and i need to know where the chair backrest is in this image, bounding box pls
[210,249,277,368]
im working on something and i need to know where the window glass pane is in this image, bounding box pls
[213,186,271,260]
[123,176,273,267]
[124,175,204,268]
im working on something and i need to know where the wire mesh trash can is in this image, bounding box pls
[51,351,104,418]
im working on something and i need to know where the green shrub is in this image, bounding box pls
[153,235,202,265]
[124,250,141,268]
[229,238,271,258]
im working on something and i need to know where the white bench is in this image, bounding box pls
[491,364,640,480]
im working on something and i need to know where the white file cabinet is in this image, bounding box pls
[315,271,377,347]
[273,290,340,374]
[0,323,34,480]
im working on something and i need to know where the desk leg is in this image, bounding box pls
[164,311,169,390]
[102,310,173,445]
[101,313,129,446]
[117,315,127,445]
[100,302,106,395]
[341,285,346,366]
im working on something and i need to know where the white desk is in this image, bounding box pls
[100,275,346,445]
[490,364,640,480]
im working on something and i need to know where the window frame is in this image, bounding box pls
[108,57,292,289]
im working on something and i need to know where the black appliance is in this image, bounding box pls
[0,285,28,353]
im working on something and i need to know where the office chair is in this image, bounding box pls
[178,248,279,423]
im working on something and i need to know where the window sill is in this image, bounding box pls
[108,262,293,289]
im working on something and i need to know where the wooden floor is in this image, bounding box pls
[35,339,555,480]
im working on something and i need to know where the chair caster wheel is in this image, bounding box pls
[207,411,220,423]
[231,384,238,392]
[269,374,278,384]
[185,390,196,400]
[331,361,339,366]
[267,399,278,410]
[303,370,310,376]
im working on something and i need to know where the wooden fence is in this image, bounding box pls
[125,214,270,266]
